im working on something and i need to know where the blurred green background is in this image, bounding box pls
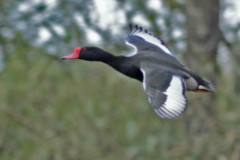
[0,0,240,159]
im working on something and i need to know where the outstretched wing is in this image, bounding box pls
[125,25,174,56]
[141,67,188,119]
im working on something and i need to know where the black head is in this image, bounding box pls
[61,47,100,59]
[61,47,112,61]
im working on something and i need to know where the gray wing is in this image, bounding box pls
[141,67,188,119]
[125,25,175,56]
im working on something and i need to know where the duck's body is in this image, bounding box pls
[62,25,215,119]
[96,48,208,92]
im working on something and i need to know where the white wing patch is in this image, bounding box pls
[140,68,147,90]
[132,31,173,56]
[126,25,174,56]
[155,76,187,118]
[140,67,187,119]
[125,41,137,57]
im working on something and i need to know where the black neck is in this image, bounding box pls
[80,47,142,81]
[80,48,126,68]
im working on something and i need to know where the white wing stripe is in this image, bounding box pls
[128,26,173,56]
[136,32,172,55]
[163,76,186,115]
[154,108,166,118]
[125,41,137,57]
[140,69,147,90]
[160,108,176,118]
[140,67,187,119]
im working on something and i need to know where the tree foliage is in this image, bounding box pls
[0,0,240,159]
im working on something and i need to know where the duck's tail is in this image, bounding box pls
[190,73,216,93]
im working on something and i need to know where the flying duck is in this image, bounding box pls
[61,25,215,119]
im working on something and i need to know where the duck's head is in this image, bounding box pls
[61,47,104,61]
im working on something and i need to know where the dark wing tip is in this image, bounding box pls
[132,25,138,34]
[128,24,141,35]
[128,24,133,35]
[127,24,149,36]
